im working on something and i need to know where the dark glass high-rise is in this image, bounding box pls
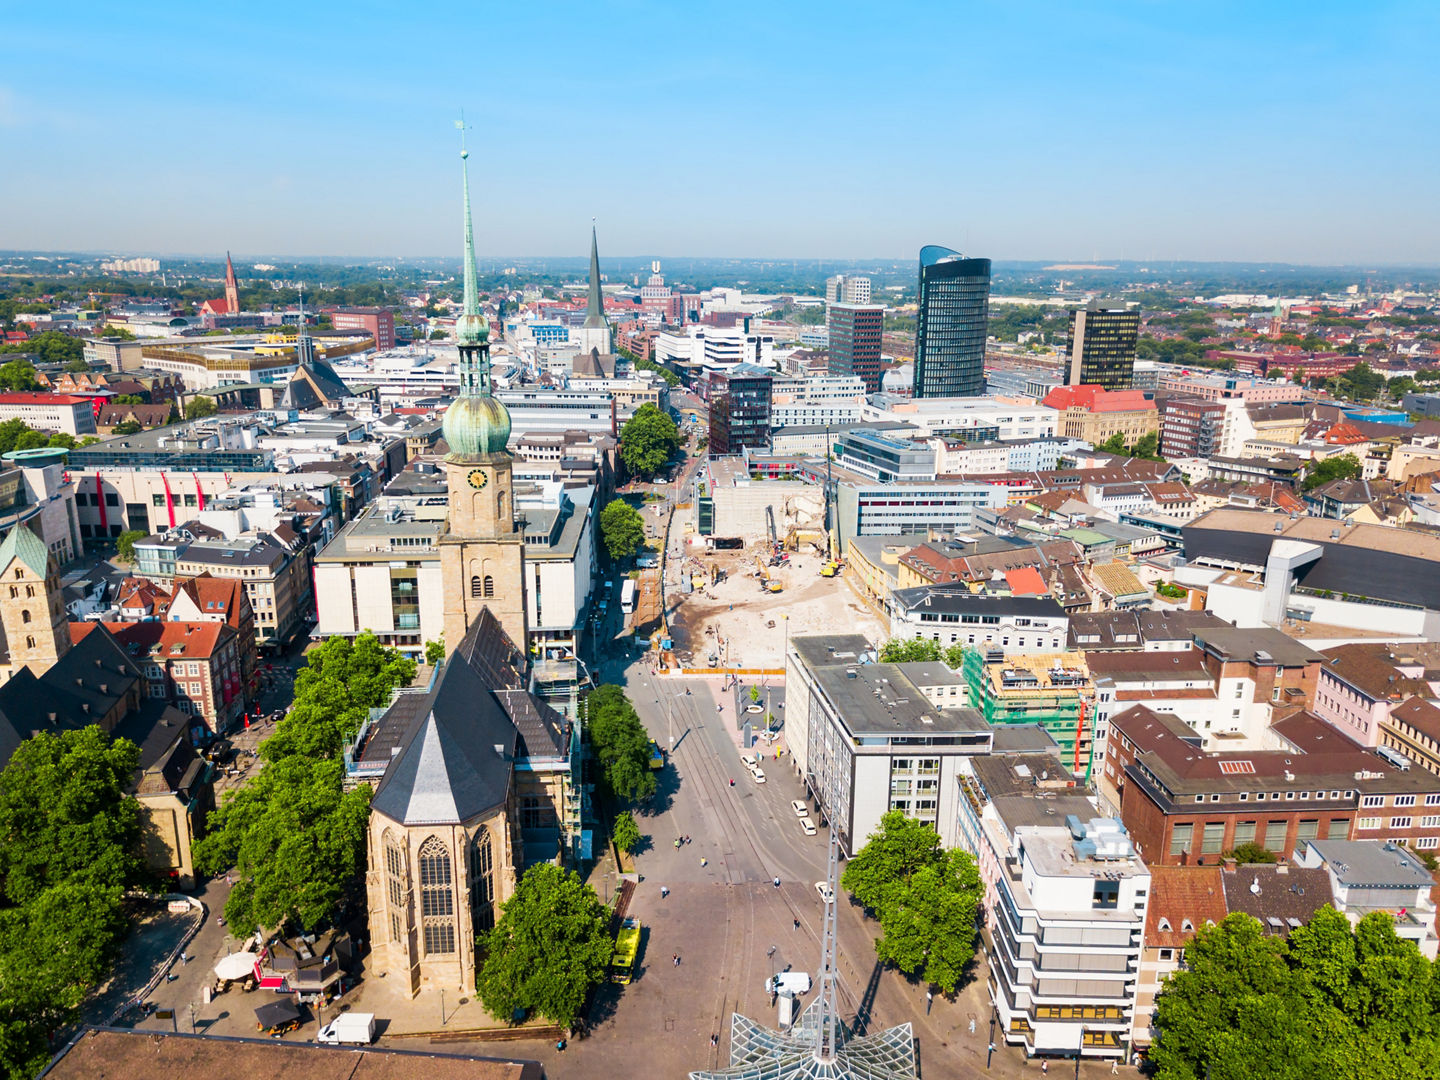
[914,246,990,398]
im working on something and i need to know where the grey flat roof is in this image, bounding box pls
[890,586,1067,619]
[1192,625,1324,666]
[1306,839,1435,889]
[812,663,988,736]
[892,661,965,687]
[991,794,1101,834]
[791,634,872,671]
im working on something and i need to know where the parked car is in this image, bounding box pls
[750,767,766,784]
[800,818,817,836]
[791,800,809,818]
[814,881,834,904]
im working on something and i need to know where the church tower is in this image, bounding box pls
[0,524,70,680]
[438,128,527,656]
[224,251,240,315]
[573,224,613,357]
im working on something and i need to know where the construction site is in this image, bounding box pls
[627,458,884,670]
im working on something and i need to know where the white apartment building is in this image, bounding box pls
[0,393,98,436]
[862,394,1058,442]
[988,818,1149,1062]
[888,588,1070,655]
[654,326,775,370]
[835,480,1009,550]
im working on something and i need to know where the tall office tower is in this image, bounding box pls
[824,274,871,305]
[826,303,885,394]
[1065,301,1140,389]
[914,246,990,398]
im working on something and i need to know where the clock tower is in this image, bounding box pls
[438,127,527,656]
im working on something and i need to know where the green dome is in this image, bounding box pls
[443,393,511,456]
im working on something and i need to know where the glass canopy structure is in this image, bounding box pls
[689,1000,917,1080]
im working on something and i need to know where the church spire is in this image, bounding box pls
[442,116,510,460]
[224,251,239,314]
[455,119,488,349]
[583,221,608,330]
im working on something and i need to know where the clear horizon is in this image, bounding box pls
[3,1,1437,265]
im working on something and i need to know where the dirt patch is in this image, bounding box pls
[667,546,883,668]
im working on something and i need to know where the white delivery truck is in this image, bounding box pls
[765,972,811,996]
[317,1012,376,1045]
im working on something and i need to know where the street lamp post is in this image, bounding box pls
[440,987,446,1027]
[988,1014,996,1069]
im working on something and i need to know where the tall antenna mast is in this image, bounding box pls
[814,809,841,1061]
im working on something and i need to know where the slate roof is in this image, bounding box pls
[370,609,549,827]
[1220,864,1335,934]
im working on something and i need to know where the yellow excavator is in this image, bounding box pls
[755,555,783,593]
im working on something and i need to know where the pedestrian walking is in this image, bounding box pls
[925,989,932,1015]
[969,1017,976,1036]
[701,857,708,867]
[793,918,800,930]
[711,1033,719,1048]
[1041,1061,1048,1074]
[773,877,781,888]
[729,777,735,786]
[1111,1061,1120,1075]
[661,885,670,899]
[767,945,776,959]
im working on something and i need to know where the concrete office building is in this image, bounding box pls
[914,247,990,398]
[708,366,772,456]
[826,303,884,393]
[825,274,871,305]
[1065,302,1140,389]
[786,634,991,854]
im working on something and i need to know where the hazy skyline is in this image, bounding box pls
[3,1,1437,265]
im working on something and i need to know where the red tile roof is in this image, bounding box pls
[1145,866,1226,948]
[1004,567,1049,595]
[0,392,90,405]
[1043,386,1156,412]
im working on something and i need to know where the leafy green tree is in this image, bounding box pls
[111,419,143,436]
[1151,907,1440,1080]
[1302,453,1361,492]
[424,639,446,666]
[262,633,417,760]
[193,755,372,936]
[1097,432,1127,455]
[112,393,145,405]
[47,432,78,450]
[877,639,942,663]
[1131,430,1162,461]
[599,499,645,561]
[0,360,38,392]
[477,863,612,1028]
[185,395,217,420]
[0,331,83,366]
[115,529,146,562]
[12,429,47,452]
[585,684,658,804]
[840,811,982,993]
[0,728,145,1078]
[1224,841,1278,864]
[0,727,144,907]
[619,402,680,480]
[612,810,641,855]
[100,325,136,340]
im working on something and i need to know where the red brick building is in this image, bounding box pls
[71,620,244,733]
[1107,704,1440,865]
[331,307,395,351]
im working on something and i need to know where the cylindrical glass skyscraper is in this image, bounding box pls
[914,246,991,398]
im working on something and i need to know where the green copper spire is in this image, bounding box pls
[443,117,510,458]
[456,122,488,348]
[583,221,608,330]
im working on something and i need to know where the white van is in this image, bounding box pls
[766,972,811,996]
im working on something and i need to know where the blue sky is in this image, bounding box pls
[2,1,1436,263]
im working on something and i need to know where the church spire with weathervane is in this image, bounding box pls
[442,116,511,459]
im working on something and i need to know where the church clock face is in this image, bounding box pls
[467,469,488,490]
